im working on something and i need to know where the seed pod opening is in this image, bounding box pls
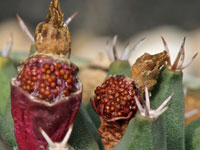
[16,54,79,103]
[91,75,142,122]
[91,75,142,150]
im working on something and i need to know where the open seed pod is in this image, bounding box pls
[11,0,82,150]
[91,75,143,150]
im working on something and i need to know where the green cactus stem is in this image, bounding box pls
[114,85,174,150]
[106,36,145,77]
[185,118,200,150]
[69,106,101,150]
[0,131,11,150]
[0,35,17,115]
[151,37,197,150]
[0,37,18,147]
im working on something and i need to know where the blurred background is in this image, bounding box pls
[1,0,200,124]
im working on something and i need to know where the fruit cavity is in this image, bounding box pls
[91,75,142,121]
[16,55,78,103]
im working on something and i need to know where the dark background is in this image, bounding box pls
[1,0,199,39]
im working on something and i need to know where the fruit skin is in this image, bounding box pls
[11,78,82,150]
[151,68,185,150]
[185,118,200,150]
[114,114,167,150]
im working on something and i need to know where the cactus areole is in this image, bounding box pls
[11,0,82,150]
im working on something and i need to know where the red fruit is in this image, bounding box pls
[11,0,82,150]
[16,55,78,102]
[91,75,142,122]
[90,75,142,149]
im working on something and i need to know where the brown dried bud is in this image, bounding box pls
[35,0,71,55]
[131,51,168,95]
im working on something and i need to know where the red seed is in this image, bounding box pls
[105,106,110,110]
[64,74,68,80]
[45,75,50,79]
[40,88,45,94]
[26,85,31,91]
[56,63,62,69]
[111,106,115,111]
[41,68,46,73]
[64,90,69,96]
[68,85,72,90]
[50,64,55,71]
[46,69,51,75]
[48,78,52,83]
[60,69,65,76]
[132,106,136,110]
[27,80,31,85]
[67,79,72,84]
[31,82,34,86]
[51,75,56,81]
[40,83,45,88]
[53,89,59,95]
[25,75,29,80]
[121,101,126,106]
[50,82,56,88]
[32,76,37,81]
[44,90,50,96]
[118,112,122,116]
[42,75,46,80]
[104,98,108,103]
[55,70,60,76]
[32,71,37,76]
[44,64,50,69]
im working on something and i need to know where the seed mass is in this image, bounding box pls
[16,55,78,103]
[92,75,142,120]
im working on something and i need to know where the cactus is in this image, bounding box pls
[69,106,101,150]
[151,37,197,150]
[0,35,17,115]
[114,85,174,150]
[106,36,145,77]
[0,36,17,149]
[185,118,200,150]
[0,0,199,149]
